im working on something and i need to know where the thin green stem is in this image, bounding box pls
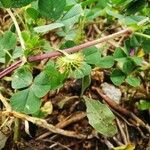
[134,32,150,39]
[6,9,26,64]
[13,118,20,143]
[6,9,25,50]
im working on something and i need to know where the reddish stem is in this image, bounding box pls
[0,28,132,79]
[28,28,132,62]
[0,60,22,79]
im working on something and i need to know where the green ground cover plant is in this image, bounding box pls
[0,0,150,149]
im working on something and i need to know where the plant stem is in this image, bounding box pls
[6,9,26,64]
[134,32,150,39]
[0,59,22,79]
[6,9,25,50]
[28,28,133,62]
[13,118,20,143]
[0,28,132,79]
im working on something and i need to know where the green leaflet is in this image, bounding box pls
[125,76,141,87]
[11,66,33,89]
[31,72,51,98]
[34,23,64,33]
[97,56,114,68]
[110,69,126,86]
[82,46,101,65]
[81,75,91,96]
[38,0,66,20]
[11,89,41,114]
[59,4,83,28]
[0,31,17,63]
[137,100,150,110]
[0,0,36,8]
[84,96,117,137]
[0,31,17,57]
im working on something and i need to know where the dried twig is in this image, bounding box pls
[113,137,123,146]
[124,123,130,143]
[116,118,128,144]
[2,111,94,139]
[36,111,86,140]
[0,93,11,111]
[42,139,72,150]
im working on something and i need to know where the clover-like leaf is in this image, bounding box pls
[31,72,51,98]
[122,58,136,74]
[59,4,83,28]
[126,76,140,87]
[142,38,150,54]
[97,56,114,68]
[11,89,41,114]
[83,46,101,65]
[113,47,127,60]
[12,67,33,89]
[0,31,17,62]
[38,0,66,20]
[111,69,126,86]
[34,23,64,33]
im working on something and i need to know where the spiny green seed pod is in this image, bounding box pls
[56,52,84,75]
